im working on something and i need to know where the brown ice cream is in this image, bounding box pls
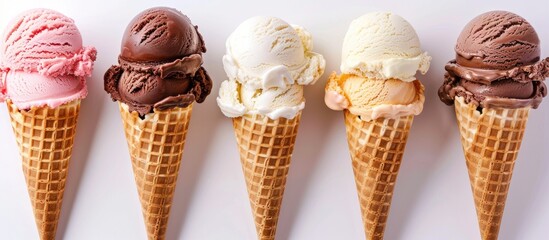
[455,11,540,69]
[120,7,206,62]
[439,11,549,109]
[104,7,212,116]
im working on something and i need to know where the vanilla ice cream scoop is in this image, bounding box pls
[223,16,324,90]
[218,16,325,119]
[341,12,430,81]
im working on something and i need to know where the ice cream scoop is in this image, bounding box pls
[325,12,429,121]
[120,8,205,62]
[0,8,97,109]
[104,7,212,116]
[439,11,549,109]
[326,73,423,120]
[340,12,430,82]
[217,16,325,119]
[455,11,540,70]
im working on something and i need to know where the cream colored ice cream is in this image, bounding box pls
[218,80,305,119]
[218,16,325,119]
[325,12,429,121]
[341,12,430,81]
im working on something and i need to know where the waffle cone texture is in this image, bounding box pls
[7,100,80,240]
[232,113,301,240]
[454,96,529,240]
[344,110,413,240]
[119,103,192,240]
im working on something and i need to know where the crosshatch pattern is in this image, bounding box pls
[454,97,529,240]
[119,103,192,240]
[232,113,301,240]
[344,110,413,240]
[7,100,80,240]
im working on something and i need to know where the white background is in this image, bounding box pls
[0,0,548,239]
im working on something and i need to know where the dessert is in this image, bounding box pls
[0,8,96,240]
[217,16,325,240]
[104,7,212,240]
[324,12,430,240]
[439,11,549,240]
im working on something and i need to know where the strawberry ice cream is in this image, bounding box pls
[0,8,96,109]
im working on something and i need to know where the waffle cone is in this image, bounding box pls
[344,110,413,240]
[118,103,192,240]
[232,113,301,240]
[454,97,529,240]
[7,100,80,240]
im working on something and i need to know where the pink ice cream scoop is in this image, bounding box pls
[0,8,97,109]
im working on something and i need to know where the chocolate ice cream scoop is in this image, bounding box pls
[439,11,549,109]
[455,11,540,69]
[120,7,206,62]
[104,7,212,116]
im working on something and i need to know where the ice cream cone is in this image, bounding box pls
[232,113,301,240]
[343,110,413,240]
[7,99,81,240]
[118,102,192,240]
[454,96,529,240]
